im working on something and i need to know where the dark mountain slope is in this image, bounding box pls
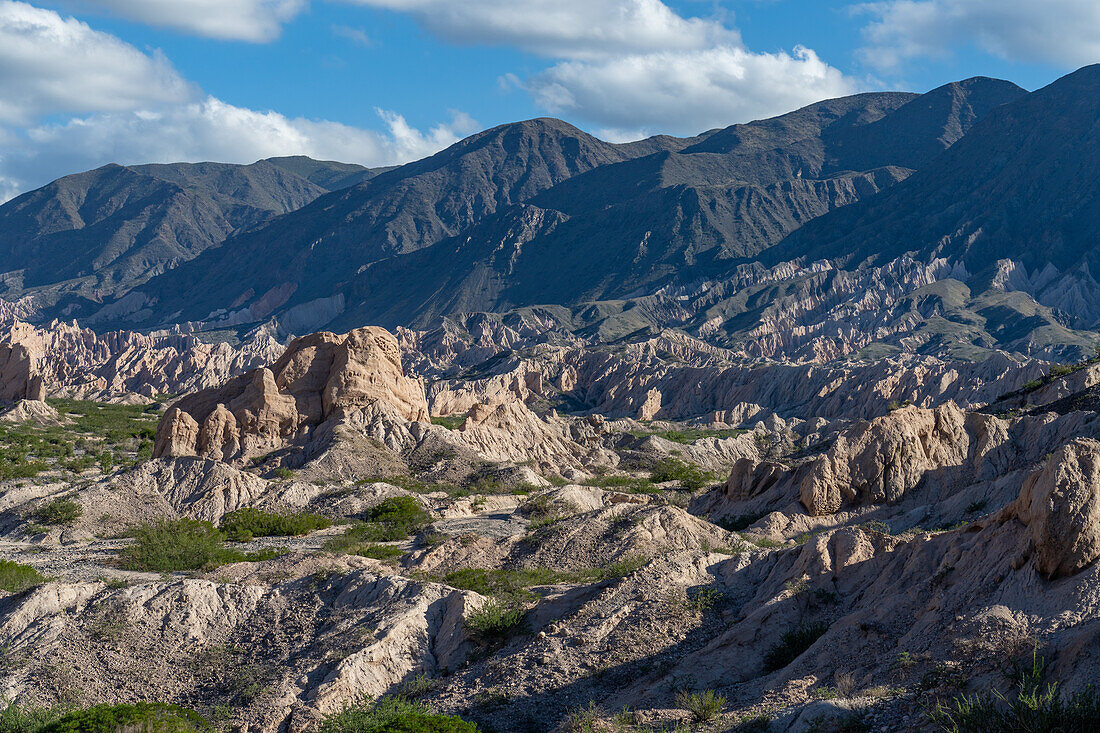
[770,66,1100,274]
[0,157,378,300]
[124,119,658,326]
[101,78,1023,334]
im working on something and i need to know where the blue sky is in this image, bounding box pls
[1,0,1098,200]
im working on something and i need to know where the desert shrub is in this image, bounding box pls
[519,494,578,529]
[317,696,478,733]
[441,568,559,600]
[583,475,658,494]
[0,701,67,733]
[36,703,207,733]
[430,415,466,431]
[35,498,83,526]
[325,497,430,553]
[464,598,525,643]
[364,497,431,539]
[649,458,714,490]
[352,544,405,561]
[927,652,1100,732]
[716,512,766,532]
[0,560,46,593]
[675,690,725,723]
[762,622,829,672]
[120,520,280,572]
[271,468,295,479]
[220,508,331,541]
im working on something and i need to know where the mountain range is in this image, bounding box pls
[6,67,1100,361]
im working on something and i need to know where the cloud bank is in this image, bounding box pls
[857,0,1100,71]
[0,1,475,200]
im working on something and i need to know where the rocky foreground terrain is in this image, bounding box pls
[1,316,1099,733]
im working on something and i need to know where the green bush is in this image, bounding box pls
[37,703,207,733]
[271,468,295,479]
[927,653,1100,732]
[220,508,331,541]
[649,458,714,490]
[36,498,83,526]
[762,622,829,672]
[0,560,46,593]
[120,520,281,572]
[324,497,430,555]
[317,696,478,733]
[676,689,725,723]
[464,598,525,643]
[366,497,431,540]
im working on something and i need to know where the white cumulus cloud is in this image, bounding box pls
[347,0,856,136]
[0,2,477,200]
[528,45,857,135]
[65,0,307,42]
[0,0,191,124]
[343,0,739,59]
[857,0,1100,71]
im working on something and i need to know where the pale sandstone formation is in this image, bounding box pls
[126,458,270,522]
[457,400,617,473]
[712,400,1100,544]
[0,399,62,425]
[0,317,282,402]
[154,327,429,462]
[0,343,45,402]
[1010,438,1100,578]
[0,568,481,730]
[412,315,1046,425]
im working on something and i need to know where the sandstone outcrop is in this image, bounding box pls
[1011,438,1100,577]
[0,317,281,402]
[0,343,45,402]
[154,327,428,462]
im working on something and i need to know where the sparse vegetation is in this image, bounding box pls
[430,415,466,430]
[0,699,67,733]
[34,497,83,525]
[0,560,46,593]
[649,457,715,490]
[716,512,766,532]
[351,543,405,561]
[519,494,577,529]
[220,508,331,541]
[119,519,283,572]
[324,497,430,555]
[675,689,725,723]
[927,652,1100,732]
[439,557,648,602]
[0,400,157,481]
[631,426,747,444]
[762,622,829,672]
[317,696,478,733]
[583,474,659,494]
[464,598,526,643]
[18,702,209,733]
